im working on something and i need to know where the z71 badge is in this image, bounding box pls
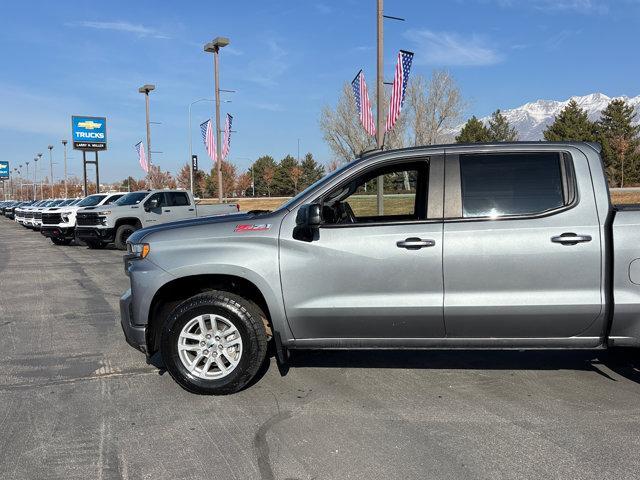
[234,224,272,232]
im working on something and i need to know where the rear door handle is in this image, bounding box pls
[164,209,171,213]
[551,232,592,245]
[396,237,436,250]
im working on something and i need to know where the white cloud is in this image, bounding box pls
[404,30,503,66]
[66,21,170,39]
[481,0,609,14]
[245,38,288,87]
[315,3,333,14]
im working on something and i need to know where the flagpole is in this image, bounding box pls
[376,0,384,215]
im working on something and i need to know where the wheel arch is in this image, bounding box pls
[115,217,142,230]
[145,273,277,356]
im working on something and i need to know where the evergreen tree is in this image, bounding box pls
[299,153,325,189]
[456,116,490,143]
[597,99,640,187]
[250,155,278,196]
[273,155,299,196]
[543,100,596,142]
[487,109,518,142]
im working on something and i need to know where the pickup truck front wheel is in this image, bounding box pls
[160,291,268,395]
[115,224,137,250]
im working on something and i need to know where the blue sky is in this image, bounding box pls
[1,0,639,182]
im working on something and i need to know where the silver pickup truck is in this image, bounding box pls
[120,142,640,394]
[75,189,239,250]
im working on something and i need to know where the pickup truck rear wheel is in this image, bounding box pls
[115,224,137,250]
[160,291,268,395]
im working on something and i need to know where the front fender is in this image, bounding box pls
[145,224,292,341]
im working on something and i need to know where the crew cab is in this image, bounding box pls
[41,192,125,245]
[120,142,640,394]
[75,189,239,250]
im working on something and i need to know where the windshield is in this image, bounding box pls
[48,200,64,207]
[277,161,356,211]
[78,194,106,207]
[115,192,148,206]
[58,199,73,206]
[68,198,82,205]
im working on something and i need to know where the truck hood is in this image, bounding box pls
[80,204,139,214]
[128,212,276,244]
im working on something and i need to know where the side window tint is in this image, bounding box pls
[460,153,566,218]
[169,192,190,206]
[104,194,123,205]
[145,193,167,208]
[322,161,427,225]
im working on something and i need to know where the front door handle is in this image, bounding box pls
[551,232,592,245]
[396,237,436,250]
[164,209,171,213]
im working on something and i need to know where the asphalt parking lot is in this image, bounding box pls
[1,218,640,480]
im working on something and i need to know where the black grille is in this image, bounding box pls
[25,211,34,219]
[42,212,62,225]
[76,212,101,226]
[34,212,42,220]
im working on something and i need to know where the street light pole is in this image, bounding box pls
[188,98,214,194]
[47,145,54,197]
[138,84,156,188]
[61,140,68,197]
[204,36,230,203]
[34,156,40,200]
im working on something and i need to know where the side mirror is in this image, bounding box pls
[293,203,322,242]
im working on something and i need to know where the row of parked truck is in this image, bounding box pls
[0,189,239,249]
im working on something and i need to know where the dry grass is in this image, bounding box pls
[611,191,640,205]
[201,190,640,213]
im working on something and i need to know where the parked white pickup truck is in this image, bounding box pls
[75,189,239,249]
[41,192,126,245]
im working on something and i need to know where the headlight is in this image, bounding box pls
[127,243,150,259]
[99,211,111,216]
[61,211,71,216]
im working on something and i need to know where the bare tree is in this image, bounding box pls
[262,165,275,197]
[407,70,465,146]
[320,70,464,166]
[319,83,376,164]
[289,165,303,194]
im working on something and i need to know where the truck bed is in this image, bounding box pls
[610,206,640,346]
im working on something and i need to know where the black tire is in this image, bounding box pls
[115,224,137,250]
[86,240,106,249]
[161,291,268,395]
[51,237,72,246]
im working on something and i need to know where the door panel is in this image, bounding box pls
[443,150,603,338]
[280,223,445,339]
[279,155,445,340]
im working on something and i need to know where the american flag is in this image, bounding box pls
[222,113,233,160]
[200,118,217,162]
[386,50,414,132]
[135,141,148,173]
[351,70,376,137]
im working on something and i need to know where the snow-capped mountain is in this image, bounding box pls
[469,93,640,140]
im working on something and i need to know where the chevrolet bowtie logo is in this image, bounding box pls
[78,120,102,130]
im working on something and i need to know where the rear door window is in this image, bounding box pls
[167,192,191,207]
[459,152,567,218]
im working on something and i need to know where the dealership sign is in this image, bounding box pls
[0,161,9,179]
[72,116,107,150]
